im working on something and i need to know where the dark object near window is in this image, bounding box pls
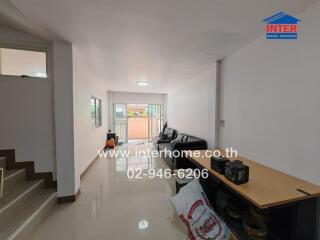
[91,97,102,128]
[159,132,167,140]
[211,156,230,175]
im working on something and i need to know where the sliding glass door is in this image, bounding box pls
[113,104,127,142]
[127,104,148,141]
[113,103,164,143]
[148,104,164,142]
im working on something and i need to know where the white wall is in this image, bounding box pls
[0,27,55,174]
[53,42,78,197]
[54,42,109,197]
[73,46,108,175]
[0,26,47,48]
[0,77,55,173]
[109,91,166,105]
[219,1,320,185]
[167,63,217,148]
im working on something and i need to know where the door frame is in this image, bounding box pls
[113,103,164,143]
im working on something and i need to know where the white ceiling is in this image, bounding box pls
[5,0,318,93]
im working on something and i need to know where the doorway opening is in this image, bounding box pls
[113,103,164,143]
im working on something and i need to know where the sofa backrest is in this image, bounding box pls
[186,136,199,142]
[164,127,177,140]
[162,127,206,144]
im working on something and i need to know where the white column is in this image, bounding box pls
[53,42,80,197]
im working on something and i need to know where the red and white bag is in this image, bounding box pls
[171,179,234,240]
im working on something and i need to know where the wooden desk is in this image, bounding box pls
[185,149,320,209]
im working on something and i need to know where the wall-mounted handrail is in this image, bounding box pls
[0,168,3,198]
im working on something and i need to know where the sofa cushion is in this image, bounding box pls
[164,128,176,140]
[172,134,207,151]
[171,138,180,144]
[182,135,188,142]
[176,133,184,142]
[154,128,208,170]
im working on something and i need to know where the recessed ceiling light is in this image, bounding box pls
[138,220,149,229]
[137,81,149,86]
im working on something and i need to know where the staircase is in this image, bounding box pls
[0,151,57,240]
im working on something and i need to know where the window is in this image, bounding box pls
[91,97,102,128]
[0,47,47,78]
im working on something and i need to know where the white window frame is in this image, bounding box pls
[0,44,49,80]
[91,96,102,128]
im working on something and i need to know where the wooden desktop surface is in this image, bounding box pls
[185,149,320,209]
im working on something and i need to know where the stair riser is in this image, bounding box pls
[7,192,57,240]
[0,180,45,223]
[3,170,26,191]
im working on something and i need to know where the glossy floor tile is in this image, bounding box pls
[27,143,186,240]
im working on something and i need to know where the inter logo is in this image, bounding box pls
[263,12,301,40]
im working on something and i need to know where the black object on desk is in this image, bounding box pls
[211,156,230,174]
[225,160,249,185]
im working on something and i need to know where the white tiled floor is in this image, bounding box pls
[28,143,186,240]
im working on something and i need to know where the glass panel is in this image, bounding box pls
[113,103,164,143]
[127,104,148,140]
[0,48,47,78]
[90,98,96,121]
[148,104,164,141]
[114,104,127,142]
[91,97,102,128]
[95,99,102,127]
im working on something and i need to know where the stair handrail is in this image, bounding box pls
[0,168,3,198]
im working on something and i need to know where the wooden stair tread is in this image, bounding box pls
[0,179,44,210]
[0,149,57,240]
[0,188,56,239]
[3,169,25,180]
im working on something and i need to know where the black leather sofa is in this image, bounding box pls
[152,127,207,169]
[152,127,177,150]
